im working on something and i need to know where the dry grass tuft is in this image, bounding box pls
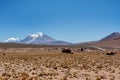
[0,50,120,80]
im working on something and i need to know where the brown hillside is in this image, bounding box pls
[76,32,120,48]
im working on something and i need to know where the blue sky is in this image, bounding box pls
[0,0,120,43]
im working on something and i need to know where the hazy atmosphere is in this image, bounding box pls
[0,0,120,43]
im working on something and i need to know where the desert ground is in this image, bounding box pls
[0,47,120,80]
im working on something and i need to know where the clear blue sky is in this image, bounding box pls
[0,0,120,43]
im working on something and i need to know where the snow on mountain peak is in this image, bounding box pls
[5,32,71,45]
[26,32,44,44]
[30,32,43,38]
[5,38,20,42]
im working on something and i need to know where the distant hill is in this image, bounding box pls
[0,42,69,48]
[100,32,120,41]
[76,32,120,48]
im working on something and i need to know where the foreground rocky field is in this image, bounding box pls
[0,51,120,80]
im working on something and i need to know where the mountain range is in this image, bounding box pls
[5,32,120,48]
[5,32,72,45]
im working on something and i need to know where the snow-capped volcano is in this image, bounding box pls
[5,38,20,42]
[20,32,55,44]
[5,32,72,45]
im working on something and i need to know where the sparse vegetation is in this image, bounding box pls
[0,49,120,80]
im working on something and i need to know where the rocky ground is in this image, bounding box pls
[0,51,120,80]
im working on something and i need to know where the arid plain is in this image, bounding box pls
[0,46,120,80]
